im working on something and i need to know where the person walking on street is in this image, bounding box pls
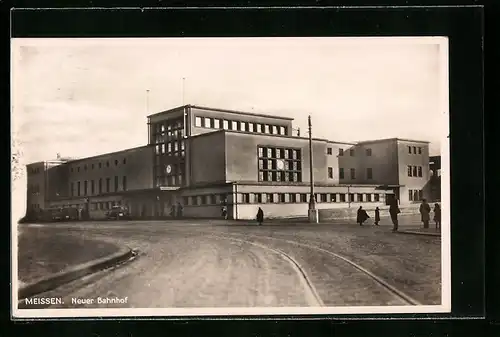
[433,203,441,230]
[357,206,369,226]
[389,198,401,232]
[419,198,431,228]
[374,207,381,226]
[256,207,264,226]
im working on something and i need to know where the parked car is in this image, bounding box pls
[106,205,130,220]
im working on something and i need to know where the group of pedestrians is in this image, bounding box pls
[356,199,441,232]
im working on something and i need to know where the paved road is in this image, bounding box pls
[18,218,442,309]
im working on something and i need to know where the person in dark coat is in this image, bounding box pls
[389,198,401,232]
[256,207,264,226]
[374,207,381,226]
[433,203,441,230]
[357,206,369,226]
[419,199,431,228]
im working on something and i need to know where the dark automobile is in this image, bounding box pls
[106,205,130,220]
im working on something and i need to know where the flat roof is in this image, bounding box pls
[355,137,430,145]
[189,129,355,145]
[63,145,151,165]
[147,104,295,121]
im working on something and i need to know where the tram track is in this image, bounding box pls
[190,229,422,306]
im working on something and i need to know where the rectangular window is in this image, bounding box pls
[418,166,423,177]
[357,193,363,202]
[350,168,356,179]
[328,167,333,179]
[329,194,336,202]
[366,194,372,202]
[248,123,255,132]
[195,116,202,127]
[418,147,422,154]
[366,148,372,156]
[204,117,211,128]
[77,181,81,196]
[290,193,297,203]
[114,176,119,192]
[409,189,413,201]
[374,194,380,202]
[339,148,344,156]
[267,193,274,203]
[408,146,412,154]
[91,180,95,195]
[413,166,418,177]
[223,120,229,130]
[255,193,262,203]
[413,146,417,154]
[367,168,373,180]
[327,147,332,155]
[418,190,424,200]
[258,146,302,183]
[264,124,270,133]
[271,125,278,134]
[70,182,74,196]
[349,193,355,202]
[122,176,127,191]
[231,121,238,130]
[279,193,286,203]
[408,165,413,177]
[241,122,247,132]
[84,180,88,195]
[99,179,102,194]
[279,126,286,135]
[214,119,221,129]
[106,178,110,193]
[300,194,307,203]
[340,194,346,202]
[350,149,355,156]
[320,194,327,203]
[256,124,263,133]
[339,168,345,179]
[242,193,250,204]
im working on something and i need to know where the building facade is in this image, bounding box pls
[24,105,434,220]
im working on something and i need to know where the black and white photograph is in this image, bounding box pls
[11,36,450,318]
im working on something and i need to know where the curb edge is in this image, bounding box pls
[18,247,135,300]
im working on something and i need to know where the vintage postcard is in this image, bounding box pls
[11,36,451,318]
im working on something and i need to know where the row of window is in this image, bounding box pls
[408,189,424,201]
[183,192,382,206]
[152,119,184,134]
[408,165,424,177]
[89,200,124,211]
[154,140,186,155]
[408,146,423,155]
[30,204,41,209]
[195,116,288,136]
[70,158,127,173]
[28,184,41,194]
[327,148,372,157]
[29,167,41,174]
[70,176,128,197]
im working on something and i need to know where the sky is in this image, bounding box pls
[11,37,449,217]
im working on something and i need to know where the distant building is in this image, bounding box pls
[429,155,441,201]
[24,105,434,220]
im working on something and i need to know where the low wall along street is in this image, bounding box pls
[317,204,428,222]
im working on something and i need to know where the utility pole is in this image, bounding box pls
[182,77,185,105]
[308,115,318,223]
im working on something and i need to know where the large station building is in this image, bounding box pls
[25,105,433,220]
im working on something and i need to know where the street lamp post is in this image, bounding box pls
[308,115,318,223]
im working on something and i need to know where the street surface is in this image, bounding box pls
[17,215,441,309]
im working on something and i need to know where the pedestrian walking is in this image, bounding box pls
[389,198,401,232]
[433,203,441,230]
[221,206,228,219]
[256,207,264,226]
[374,207,381,226]
[419,198,431,228]
[357,206,369,226]
[177,202,183,218]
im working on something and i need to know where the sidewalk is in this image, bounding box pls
[18,229,122,284]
